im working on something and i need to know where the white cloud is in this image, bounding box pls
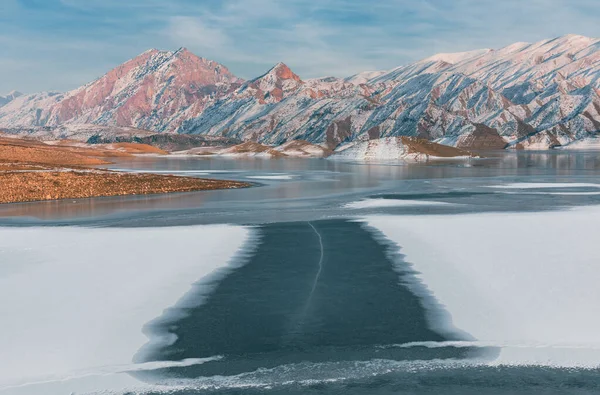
[0,0,598,93]
[166,16,230,50]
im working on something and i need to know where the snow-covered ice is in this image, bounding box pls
[108,169,238,175]
[344,199,451,209]
[560,138,600,150]
[365,206,600,367]
[246,174,295,180]
[486,182,600,189]
[0,225,249,392]
[500,191,600,196]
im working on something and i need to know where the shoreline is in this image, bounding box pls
[0,167,251,205]
[0,137,251,205]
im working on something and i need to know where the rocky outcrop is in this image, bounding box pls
[274,139,332,157]
[330,137,476,161]
[456,124,507,150]
[218,141,286,158]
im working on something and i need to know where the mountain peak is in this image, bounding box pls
[173,47,194,57]
[6,90,22,99]
[264,62,302,82]
[0,90,23,106]
[140,48,161,56]
[551,34,598,49]
[560,33,591,41]
[422,48,492,65]
[241,63,303,103]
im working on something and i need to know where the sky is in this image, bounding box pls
[1,0,598,94]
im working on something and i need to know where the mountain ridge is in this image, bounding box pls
[2,34,600,150]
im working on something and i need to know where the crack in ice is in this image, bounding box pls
[281,222,325,341]
[306,221,324,307]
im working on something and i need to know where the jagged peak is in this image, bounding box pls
[272,61,288,69]
[255,62,302,83]
[172,47,197,57]
[140,48,161,56]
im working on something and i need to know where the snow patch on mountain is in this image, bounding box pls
[421,49,492,64]
[345,71,386,85]
[0,91,23,107]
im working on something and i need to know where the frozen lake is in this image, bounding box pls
[1,151,600,394]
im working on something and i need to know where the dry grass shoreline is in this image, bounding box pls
[0,137,250,204]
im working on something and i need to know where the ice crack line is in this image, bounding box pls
[283,222,325,340]
[306,221,324,307]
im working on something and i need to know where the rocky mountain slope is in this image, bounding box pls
[0,48,242,133]
[181,34,600,150]
[2,34,600,150]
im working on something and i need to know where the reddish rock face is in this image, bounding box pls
[271,63,302,82]
[456,124,508,150]
[44,48,243,131]
[240,63,304,104]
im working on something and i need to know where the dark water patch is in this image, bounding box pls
[137,220,481,380]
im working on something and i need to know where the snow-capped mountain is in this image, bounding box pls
[0,48,242,132]
[180,34,600,150]
[2,34,600,150]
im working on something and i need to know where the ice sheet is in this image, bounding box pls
[0,225,249,390]
[246,174,295,180]
[365,206,600,367]
[486,182,600,189]
[344,199,451,209]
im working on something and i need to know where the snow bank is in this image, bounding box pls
[246,174,295,180]
[486,182,600,189]
[329,137,408,161]
[344,199,452,209]
[364,206,600,367]
[560,138,600,150]
[0,225,249,391]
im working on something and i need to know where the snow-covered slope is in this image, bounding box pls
[274,139,332,157]
[421,48,492,64]
[345,71,387,85]
[0,90,22,107]
[3,34,600,150]
[178,34,600,150]
[331,137,410,161]
[0,124,156,142]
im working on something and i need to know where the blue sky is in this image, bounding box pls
[1,0,598,93]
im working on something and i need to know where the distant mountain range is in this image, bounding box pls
[1,34,600,150]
